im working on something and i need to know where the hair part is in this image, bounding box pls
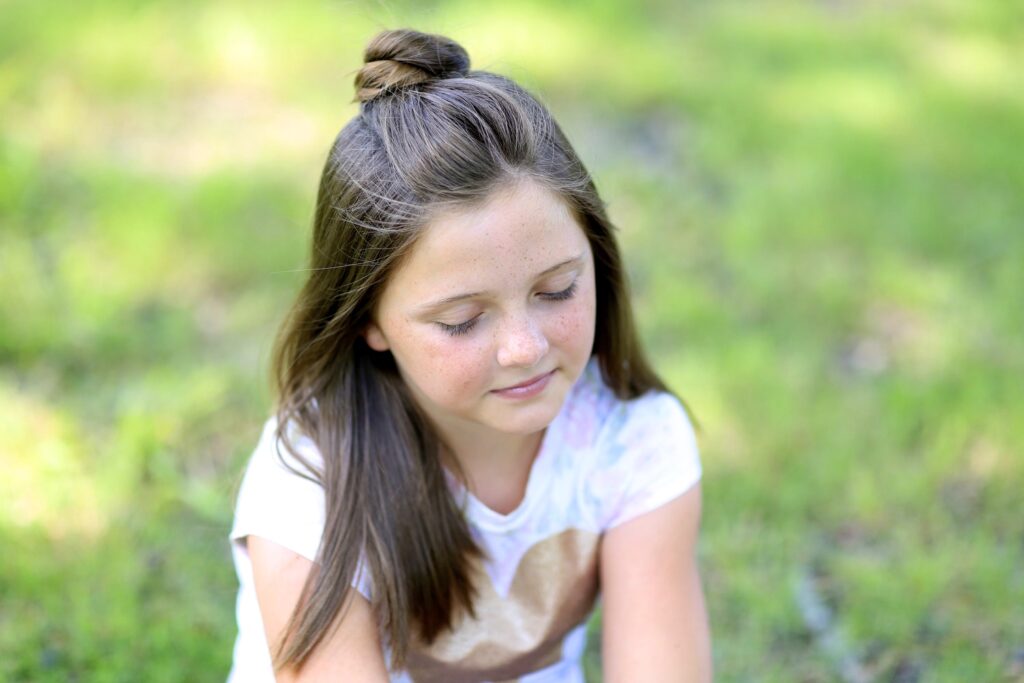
[267,28,669,674]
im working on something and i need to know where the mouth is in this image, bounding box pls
[491,369,556,399]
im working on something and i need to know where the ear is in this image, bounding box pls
[363,321,390,352]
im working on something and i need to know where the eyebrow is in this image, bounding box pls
[418,254,584,312]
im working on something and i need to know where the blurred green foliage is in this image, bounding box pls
[2,0,1022,680]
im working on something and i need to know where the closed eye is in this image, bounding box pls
[437,315,480,337]
[436,280,577,336]
[538,281,577,301]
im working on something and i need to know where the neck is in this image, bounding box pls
[436,420,546,515]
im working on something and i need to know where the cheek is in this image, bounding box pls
[410,331,494,402]
[546,289,597,353]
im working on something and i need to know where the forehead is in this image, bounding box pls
[385,180,591,300]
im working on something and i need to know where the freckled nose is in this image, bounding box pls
[496,316,549,368]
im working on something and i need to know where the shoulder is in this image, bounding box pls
[243,414,325,484]
[602,390,697,454]
[558,358,698,463]
[262,413,323,468]
[232,413,328,562]
[571,366,701,532]
[579,358,697,461]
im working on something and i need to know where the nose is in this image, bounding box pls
[496,313,549,368]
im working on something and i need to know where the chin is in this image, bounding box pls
[486,391,568,435]
[494,414,556,436]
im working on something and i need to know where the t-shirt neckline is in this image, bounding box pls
[441,358,597,532]
[460,421,557,531]
[443,390,573,533]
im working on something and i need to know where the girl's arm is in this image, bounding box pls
[598,483,712,682]
[248,535,390,683]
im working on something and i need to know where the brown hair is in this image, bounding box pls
[268,28,670,673]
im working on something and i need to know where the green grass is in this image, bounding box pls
[2,0,1022,680]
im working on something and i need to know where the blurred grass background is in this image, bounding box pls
[2,0,1022,680]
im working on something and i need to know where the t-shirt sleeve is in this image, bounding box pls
[597,392,703,531]
[230,417,372,599]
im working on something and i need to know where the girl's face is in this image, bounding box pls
[364,178,597,440]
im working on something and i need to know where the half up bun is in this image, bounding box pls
[354,29,471,104]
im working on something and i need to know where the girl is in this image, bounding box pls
[228,29,711,683]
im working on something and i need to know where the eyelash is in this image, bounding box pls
[436,281,579,337]
[439,318,479,337]
[541,281,577,302]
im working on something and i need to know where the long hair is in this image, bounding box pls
[267,28,669,672]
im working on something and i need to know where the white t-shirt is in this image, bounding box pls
[227,359,702,682]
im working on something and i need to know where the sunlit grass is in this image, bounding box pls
[0,385,105,537]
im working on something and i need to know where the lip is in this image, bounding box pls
[491,369,556,399]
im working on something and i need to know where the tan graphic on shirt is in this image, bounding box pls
[405,528,601,683]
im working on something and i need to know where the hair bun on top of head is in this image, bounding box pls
[354,29,471,104]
